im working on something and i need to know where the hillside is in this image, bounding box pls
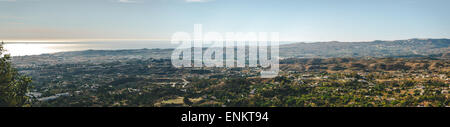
[281,39,450,58]
[11,39,449,67]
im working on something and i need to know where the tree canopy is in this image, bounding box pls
[0,42,32,107]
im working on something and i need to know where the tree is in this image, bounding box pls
[0,42,32,107]
[183,97,193,106]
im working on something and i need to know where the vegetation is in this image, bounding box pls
[24,57,448,107]
[0,42,32,107]
[7,39,449,107]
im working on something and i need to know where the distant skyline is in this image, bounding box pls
[1,0,450,42]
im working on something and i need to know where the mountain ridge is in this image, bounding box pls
[11,38,449,66]
[281,38,449,58]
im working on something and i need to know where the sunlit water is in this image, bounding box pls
[2,41,295,56]
[2,41,179,56]
[4,44,81,56]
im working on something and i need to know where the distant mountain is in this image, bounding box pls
[280,39,450,58]
[12,39,449,66]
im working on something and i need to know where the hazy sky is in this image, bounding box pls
[1,0,449,42]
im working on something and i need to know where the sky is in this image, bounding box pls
[0,0,449,42]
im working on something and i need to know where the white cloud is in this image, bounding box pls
[185,0,213,3]
[118,0,137,3]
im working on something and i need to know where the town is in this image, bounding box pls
[16,56,449,107]
[9,39,450,107]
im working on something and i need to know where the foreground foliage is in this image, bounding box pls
[0,43,32,107]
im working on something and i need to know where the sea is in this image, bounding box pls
[3,41,180,56]
[3,41,295,56]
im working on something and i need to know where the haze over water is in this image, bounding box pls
[3,41,180,56]
[4,41,295,56]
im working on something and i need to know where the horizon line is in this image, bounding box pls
[1,38,449,43]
